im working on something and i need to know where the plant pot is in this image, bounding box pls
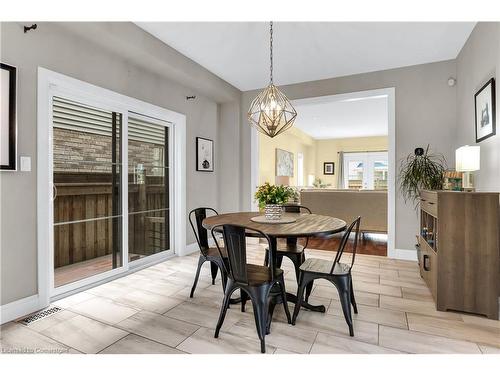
[264,204,283,220]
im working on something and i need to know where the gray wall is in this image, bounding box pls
[217,101,242,213]
[240,60,458,251]
[0,22,241,305]
[455,22,500,191]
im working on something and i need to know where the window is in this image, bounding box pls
[343,151,388,190]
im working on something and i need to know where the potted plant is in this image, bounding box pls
[255,182,296,220]
[398,145,446,207]
[312,178,331,188]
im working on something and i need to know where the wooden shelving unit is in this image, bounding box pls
[417,190,500,320]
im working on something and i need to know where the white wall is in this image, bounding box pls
[0,22,241,306]
[455,23,500,191]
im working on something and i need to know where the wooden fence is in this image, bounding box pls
[53,172,167,268]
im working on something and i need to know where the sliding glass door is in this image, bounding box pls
[51,97,173,295]
[128,114,171,263]
[52,97,124,289]
[343,151,388,190]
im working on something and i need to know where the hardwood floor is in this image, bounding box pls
[300,233,387,256]
[2,242,498,354]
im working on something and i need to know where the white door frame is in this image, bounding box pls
[250,87,397,259]
[37,68,186,307]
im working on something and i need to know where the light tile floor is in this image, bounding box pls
[1,244,499,354]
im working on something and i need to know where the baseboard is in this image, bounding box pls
[183,242,200,256]
[183,237,219,256]
[0,294,45,324]
[390,248,418,261]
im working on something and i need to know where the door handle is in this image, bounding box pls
[423,255,430,271]
[53,184,58,201]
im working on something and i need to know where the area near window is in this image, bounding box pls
[343,151,388,190]
[37,69,185,300]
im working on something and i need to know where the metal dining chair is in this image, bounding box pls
[264,204,314,298]
[292,216,361,337]
[211,224,292,353]
[188,207,227,298]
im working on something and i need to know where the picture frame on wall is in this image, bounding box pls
[196,137,214,172]
[1,63,17,170]
[474,78,496,143]
[275,148,294,177]
[323,162,335,175]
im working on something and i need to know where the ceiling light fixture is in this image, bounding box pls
[248,22,297,138]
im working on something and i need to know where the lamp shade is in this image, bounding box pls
[455,145,480,172]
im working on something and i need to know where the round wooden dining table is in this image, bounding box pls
[203,211,347,313]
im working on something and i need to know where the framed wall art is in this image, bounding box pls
[475,78,496,143]
[323,162,335,175]
[196,137,214,172]
[275,148,294,177]
[1,63,17,170]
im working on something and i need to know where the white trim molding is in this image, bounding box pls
[0,295,41,325]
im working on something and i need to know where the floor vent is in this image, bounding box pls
[18,306,62,326]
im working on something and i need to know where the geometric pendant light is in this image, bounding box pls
[248,22,297,138]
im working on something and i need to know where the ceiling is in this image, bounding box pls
[292,92,388,139]
[136,22,475,91]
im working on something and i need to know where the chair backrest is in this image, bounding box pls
[282,204,312,246]
[282,204,312,214]
[211,224,273,285]
[331,216,361,273]
[188,207,218,256]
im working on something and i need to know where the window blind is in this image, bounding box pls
[53,96,167,145]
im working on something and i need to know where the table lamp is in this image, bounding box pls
[455,145,480,191]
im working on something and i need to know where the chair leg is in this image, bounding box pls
[276,255,283,268]
[190,256,205,298]
[278,275,292,324]
[240,289,248,312]
[250,288,270,353]
[266,301,276,334]
[297,253,314,303]
[349,275,358,314]
[290,253,302,285]
[214,280,235,338]
[335,278,354,336]
[221,268,228,294]
[210,261,218,285]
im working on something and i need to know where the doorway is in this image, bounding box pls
[37,68,186,306]
[251,87,396,258]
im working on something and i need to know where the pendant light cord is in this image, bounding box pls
[269,21,273,85]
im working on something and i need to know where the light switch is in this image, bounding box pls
[20,156,31,172]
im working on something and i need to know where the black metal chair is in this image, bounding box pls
[292,217,361,337]
[211,224,292,353]
[188,207,227,298]
[264,204,314,298]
